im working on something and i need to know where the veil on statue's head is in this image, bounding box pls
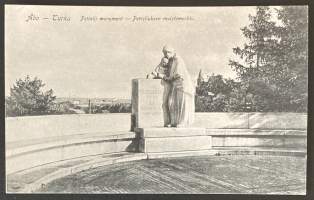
[162,45,175,54]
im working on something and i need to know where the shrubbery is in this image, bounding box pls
[83,103,131,114]
[6,76,57,117]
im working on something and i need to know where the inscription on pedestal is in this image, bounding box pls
[131,79,164,130]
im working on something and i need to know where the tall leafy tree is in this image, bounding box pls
[275,6,308,112]
[229,6,308,112]
[229,6,277,82]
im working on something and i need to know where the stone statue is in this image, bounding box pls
[159,45,195,127]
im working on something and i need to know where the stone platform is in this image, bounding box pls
[135,127,211,153]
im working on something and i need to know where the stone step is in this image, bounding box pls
[211,133,306,148]
[135,127,207,138]
[206,129,306,136]
[135,128,306,138]
[146,147,306,159]
[136,127,211,153]
[211,147,307,157]
[139,135,212,153]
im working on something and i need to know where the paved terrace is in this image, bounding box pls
[8,154,306,194]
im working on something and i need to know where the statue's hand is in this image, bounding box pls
[147,73,155,79]
[163,76,171,81]
[156,73,162,79]
[173,74,181,80]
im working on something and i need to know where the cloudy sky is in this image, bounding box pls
[5,5,256,98]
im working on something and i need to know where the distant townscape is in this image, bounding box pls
[5,76,132,117]
[55,97,131,114]
[55,97,131,105]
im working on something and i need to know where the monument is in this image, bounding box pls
[130,45,212,155]
[131,78,212,155]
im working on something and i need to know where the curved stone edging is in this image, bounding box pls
[21,153,148,193]
[7,132,136,158]
[6,132,138,174]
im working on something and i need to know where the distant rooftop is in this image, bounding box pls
[55,97,131,104]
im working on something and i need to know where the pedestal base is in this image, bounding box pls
[135,127,212,153]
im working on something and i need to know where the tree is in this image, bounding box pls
[229,6,277,82]
[228,83,248,112]
[275,6,308,112]
[229,6,308,112]
[6,76,56,116]
[196,69,207,97]
[195,73,238,112]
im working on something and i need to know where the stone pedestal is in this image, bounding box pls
[131,79,164,130]
[131,79,212,155]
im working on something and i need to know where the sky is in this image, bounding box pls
[5,5,256,99]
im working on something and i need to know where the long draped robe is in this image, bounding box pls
[155,60,172,126]
[167,55,195,126]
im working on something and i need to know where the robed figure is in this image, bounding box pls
[167,54,195,127]
[159,46,195,127]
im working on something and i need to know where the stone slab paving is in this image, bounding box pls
[37,155,306,194]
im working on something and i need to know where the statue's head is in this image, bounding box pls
[162,45,175,59]
[160,57,169,67]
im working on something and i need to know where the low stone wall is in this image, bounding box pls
[194,112,307,149]
[6,113,131,142]
[6,112,307,142]
[194,112,307,130]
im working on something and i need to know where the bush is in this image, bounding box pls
[6,76,56,117]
